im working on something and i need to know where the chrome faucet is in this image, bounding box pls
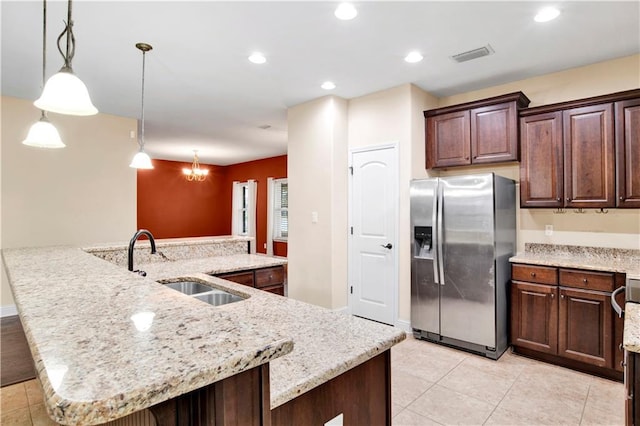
[128,229,157,276]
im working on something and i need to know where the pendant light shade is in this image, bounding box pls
[34,0,98,116]
[130,150,154,169]
[34,67,98,116]
[129,42,154,169]
[23,113,65,148]
[24,0,65,148]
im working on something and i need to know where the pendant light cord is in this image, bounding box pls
[140,49,146,149]
[56,0,75,69]
[40,0,48,119]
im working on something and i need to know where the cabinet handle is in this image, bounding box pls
[530,272,536,277]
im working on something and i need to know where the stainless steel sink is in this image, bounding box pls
[161,280,245,307]
[194,290,244,306]
[164,281,213,295]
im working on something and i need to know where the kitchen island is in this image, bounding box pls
[2,238,405,425]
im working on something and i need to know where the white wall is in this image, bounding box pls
[1,96,138,310]
[287,96,348,309]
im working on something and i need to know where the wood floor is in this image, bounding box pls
[1,316,36,387]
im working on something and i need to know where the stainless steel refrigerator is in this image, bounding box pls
[410,173,516,359]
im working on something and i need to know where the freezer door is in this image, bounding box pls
[439,174,496,347]
[410,179,440,335]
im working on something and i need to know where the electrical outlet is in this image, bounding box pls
[545,225,553,236]
[311,211,318,223]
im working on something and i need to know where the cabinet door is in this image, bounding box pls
[563,104,615,208]
[615,98,640,208]
[511,281,558,354]
[471,102,518,164]
[558,287,612,368]
[426,111,471,168]
[519,112,564,207]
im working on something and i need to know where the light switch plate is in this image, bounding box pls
[545,225,553,236]
[311,211,318,223]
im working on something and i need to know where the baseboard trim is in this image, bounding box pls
[1,305,18,318]
[395,319,412,333]
[333,306,349,314]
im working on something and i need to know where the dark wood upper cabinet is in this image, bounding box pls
[426,110,470,168]
[519,88,640,209]
[563,104,615,208]
[471,101,519,164]
[615,98,640,208]
[424,92,530,169]
[520,112,564,208]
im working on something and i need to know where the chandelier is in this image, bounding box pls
[183,150,209,181]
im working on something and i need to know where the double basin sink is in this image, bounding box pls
[162,281,245,306]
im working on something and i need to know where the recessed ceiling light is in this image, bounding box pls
[321,81,336,90]
[404,51,424,63]
[248,52,266,64]
[534,7,560,23]
[335,3,357,20]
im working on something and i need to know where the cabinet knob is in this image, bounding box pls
[620,196,624,201]
[530,272,536,277]
[550,293,554,299]
[620,343,624,352]
[561,294,565,299]
[583,278,588,284]
[557,198,561,201]
[566,197,570,201]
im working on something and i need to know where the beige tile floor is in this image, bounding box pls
[391,335,624,425]
[0,335,625,425]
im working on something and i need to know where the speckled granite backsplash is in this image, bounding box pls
[525,243,640,261]
[85,236,250,267]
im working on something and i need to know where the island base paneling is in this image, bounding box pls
[271,351,391,426]
[149,365,271,426]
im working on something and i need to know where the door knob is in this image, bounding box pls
[381,243,393,249]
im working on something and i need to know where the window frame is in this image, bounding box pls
[272,178,288,242]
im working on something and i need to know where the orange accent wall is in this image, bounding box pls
[223,155,287,256]
[137,155,287,256]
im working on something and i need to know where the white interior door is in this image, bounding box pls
[349,145,398,325]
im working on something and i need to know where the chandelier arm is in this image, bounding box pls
[55,22,68,62]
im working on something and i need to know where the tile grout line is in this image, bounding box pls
[579,384,592,425]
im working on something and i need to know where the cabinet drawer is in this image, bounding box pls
[218,271,254,287]
[559,269,614,292]
[255,266,284,288]
[512,264,558,285]
[261,284,285,296]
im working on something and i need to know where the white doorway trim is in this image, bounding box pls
[347,142,399,326]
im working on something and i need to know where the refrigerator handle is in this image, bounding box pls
[432,184,439,285]
[437,184,445,286]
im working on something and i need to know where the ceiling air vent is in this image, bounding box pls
[451,44,494,63]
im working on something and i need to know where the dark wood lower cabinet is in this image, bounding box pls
[510,264,623,381]
[216,266,285,296]
[510,281,558,354]
[558,287,612,368]
[271,351,391,426]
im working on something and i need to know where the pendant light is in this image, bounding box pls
[129,43,153,169]
[34,0,98,116]
[23,0,65,148]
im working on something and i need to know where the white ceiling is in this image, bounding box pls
[2,1,639,165]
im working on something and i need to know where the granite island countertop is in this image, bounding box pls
[2,245,405,424]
